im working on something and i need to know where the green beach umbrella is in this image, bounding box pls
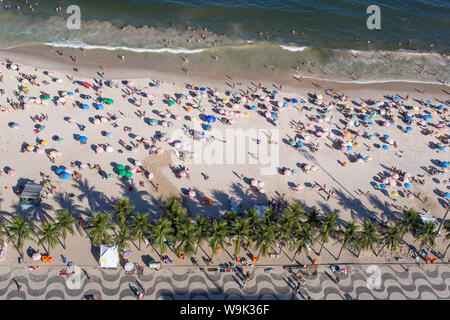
[43,95,50,100]
[102,98,108,103]
[125,171,133,178]
[117,164,124,170]
[168,100,175,106]
[118,169,126,177]
[108,99,114,104]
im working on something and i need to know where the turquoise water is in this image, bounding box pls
[0,0,449,83]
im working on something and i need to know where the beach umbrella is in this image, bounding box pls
[347,146,353,151]
[55,167,64,175]
[117,164,124,170]
[67,118,75,123]
[250,179,258,187]
[257,181,264,188]
[292,98,298,103]
[250,105,257,111]
[135,160,142,166]
[368,134,375,140]
[118,169,126,177]
[79,136,88,143]
[380,184,387,189]
[423,114,432,120]
[438,145,447,151]
[79,163,88,169]
[106,146,114,153]
[383,134,390,139]
[95,146,103,153]
[404,183,411,189]
[406,116,413,121]
[81,104,89,110]
[125,171,133,178]
[148,172,154,180]
[296,141,303,147]
[106,132,113,138]
[273,119,280,126]
[445,192,450,199]
[8,169,15,176]
[382,145,389,150]
[406,126,412,132]
[363,115,369,121]
[9,122,20,129]
[60,172,70,180]
[168,100,175,106]
[205,115,216,123]
[188,190,196,198]
[97,104,104,110]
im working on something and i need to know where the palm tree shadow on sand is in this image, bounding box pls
[72,179,110,215]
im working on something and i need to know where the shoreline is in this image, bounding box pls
[1,44,449,92]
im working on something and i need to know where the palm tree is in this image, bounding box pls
[174,222,197,257]
[208,220,228,259]
[223,211,238,230]
[38,222,60,255]
[357,221,380,257]
[129,212,151,250]
[113,223,133,253]
[444,222,450,257]
[379,223,404,255]
[305,207,322,231]
[291,224,316,259]
[253,224,277,257]
[86,213,114,247]
[193,215,209,254]
[277,209,297,249]
[317,213,339,256]
[111,197,135,225]
[7,216,36,258]
[417,222,438,251]
[262,207,277,226]
[398,208,420,239]
[245,207,262,231]
[163,197,188,237]
[152,218,174,257]
[337,221,360,259]
[55,209,76,249]
[231,218,252,257]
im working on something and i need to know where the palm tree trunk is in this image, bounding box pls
[319,240,325,256]
[444,243,450,257]
[377,243,387,257]
[337,243,345,260]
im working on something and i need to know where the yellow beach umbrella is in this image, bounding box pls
[40,140,49,145]
[26,145,34,151]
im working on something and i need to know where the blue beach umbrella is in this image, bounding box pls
[272,91,278,95]
[200,87,206,92]
[438,105,444,110]
[445,192,450,199]
[273,119,280,125]
[382,145,389,150]
[406,126,412,132]
[97,103,104,110]
[55,167,64,175]
[81,104,89,110]
[442,161,448,168]
[60,172,71,180]
[347,146,353,151]
[423,115,432,120]
[270,112,277,118]
[404,183,411,189]
[406,116,413,121]
[380,184,387,189]
[283,102,289,107]
[67,92,74,96]
[205,124,211,131]
[79,136,88,143]
[383,134,390,139]
[438,145,447,151]
[250,105,257,111]
[205,115,216,123]
[363,115,369,121]
[292,98,298,103]
[296,141,303,147]
[106,132,113,138]
[368,135,375,140]
[368,121,374,125]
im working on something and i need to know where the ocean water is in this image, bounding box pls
[0,0,449,83]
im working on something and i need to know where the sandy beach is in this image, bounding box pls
[0,43,448,286]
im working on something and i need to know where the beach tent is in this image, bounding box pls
[99,245,118,269]
[20,182,43,207]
